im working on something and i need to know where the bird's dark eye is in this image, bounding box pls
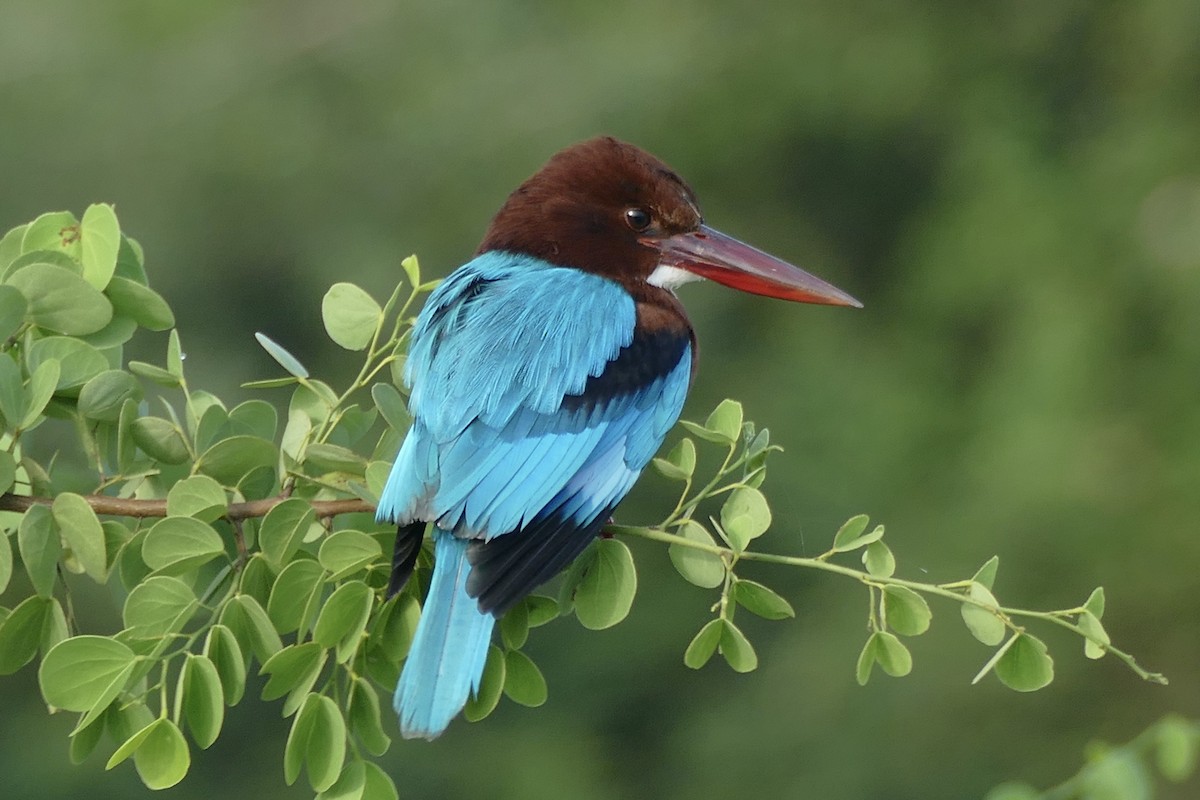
[624,207,652,232]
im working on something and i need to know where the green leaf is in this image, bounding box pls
[41,596,69,655]
[994,633,1054,691]
[18,504,60,598]
[371,382,410,433]
[260,642,327,708]
[571,538,637,630]
[128,360,179,387]
[228,398,278,439]
[305,442,368,475]
[0,284,28,340]
[972,555,1000,590]
[21,211,79,257]
[318,761,367,800]
[861,540,896,578]
[221,594,283,664]
[26,335,107,393]
[105,276,174,330]
[463,645,507,722]
[166,475,228,522]
[323,282,382,351]
[704,399,743,443]
[77,369,142,421]
[653,437,696,481]
[1084,586,1106,619]
[499,600,530,650]
[856,634,878,685]
[0,353,24,426]
[370,593,420,662]
[0,450,13,495]
[53,492,107,581]
[130,416,190,464]
[0,226,27,276]
[1155,714,1198,782]
[1077,610,1111,659]
[167,328,184,378]
[78,204,121,290]
[239,553,276,607]
[177,654,224,748]
[318,529,383,581]
[873,630,913,677]
[7,262,113,334]
[39,634,135,712]
[719,619,758,673]
[525,595,558,627]
[400,254,421,288]
[285,693,346,793]
[260,498,318,567]
[114,235,147,282]
[203,625,246,705]
[255,332,309,378]
[123,575,198,638]
[832,514,883,552]
[961,581,1007,646]
[347,677,391,756]
[360,761,399,800]
[80,312,137,349]
[883,585,931,636]
[313,581,373,663]
[69,708,106,764]
[196,435,277,485]
[683,618,724,669]
[268,558,327,636]
[21,357,60,428]
[503,649,548,707]
[719,486,772,552]
[130,718,191,790]
[732,579,795,619]
[142,516,226,574]
[0,596,50,674]
[0,527,11,594]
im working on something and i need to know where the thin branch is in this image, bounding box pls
[610,523,1169,686]
[0,491,374,520]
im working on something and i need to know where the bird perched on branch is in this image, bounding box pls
[376,136,860,739]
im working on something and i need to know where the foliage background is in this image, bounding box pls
[1,1,1197,797]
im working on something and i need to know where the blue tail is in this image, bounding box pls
[394,531,494,739]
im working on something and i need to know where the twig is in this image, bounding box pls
[0,492,374,520]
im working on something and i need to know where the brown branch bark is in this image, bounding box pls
[0,492,375,520]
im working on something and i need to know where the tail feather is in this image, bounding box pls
[394,531,494,740]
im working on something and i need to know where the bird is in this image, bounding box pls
[375,136,860,740]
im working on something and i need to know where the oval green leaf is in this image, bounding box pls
[39,635,136,712]
[322,282,382,351]
[994,633,1054,692]
[142,516,226,574]
[53,492,107,582]
[883,585,931,636]
[7,262,113,334]
[502,649,548,707]
[572,538,637,630]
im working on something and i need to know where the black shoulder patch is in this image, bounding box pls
[560,326,689,412]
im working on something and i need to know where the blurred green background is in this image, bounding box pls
[2,1,1198,797]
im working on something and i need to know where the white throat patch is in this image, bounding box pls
[647,264,704,292]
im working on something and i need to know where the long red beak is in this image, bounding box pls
[655,224,862,307]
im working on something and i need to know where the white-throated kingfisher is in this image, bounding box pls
[376,137,860,739]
